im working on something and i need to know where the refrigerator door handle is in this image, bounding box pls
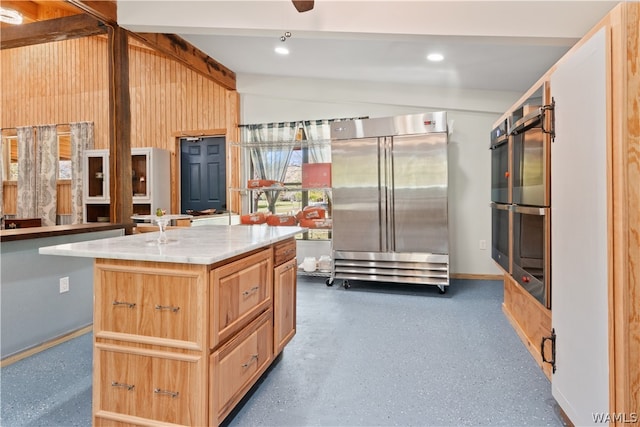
[378,137,387,252]
[387,137,395,251]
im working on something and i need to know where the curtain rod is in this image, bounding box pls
[1,123,73,132]
[238,116,368,128]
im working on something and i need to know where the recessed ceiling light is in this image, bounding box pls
[427,53,444,62]
[275,46,289,55]
[0,7,23,25]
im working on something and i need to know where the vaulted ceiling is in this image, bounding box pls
[1,1,622,93]
[116,1,621,93]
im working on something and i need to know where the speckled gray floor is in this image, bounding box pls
[1,278,564,427]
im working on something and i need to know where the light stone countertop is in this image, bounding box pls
[39,225,306,265]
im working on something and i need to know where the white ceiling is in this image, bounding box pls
[118,0,620,93]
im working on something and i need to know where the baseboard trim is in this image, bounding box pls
[1,324,93,368]
[556,401,574,426]
[450,273,503,280]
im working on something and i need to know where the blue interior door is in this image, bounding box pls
[180,137,226,213]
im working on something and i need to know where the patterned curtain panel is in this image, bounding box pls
[17,126,36,218]
[70,122,95,224]
[36,125,58,226]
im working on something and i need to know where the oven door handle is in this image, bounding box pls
[511,205,547,215]
[510,108,543,135]
[489,202,510,211]
[489,134,508,150]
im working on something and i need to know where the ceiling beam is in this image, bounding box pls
[131,32,237,91]
[65,0,117,25]
[0,13,106,50]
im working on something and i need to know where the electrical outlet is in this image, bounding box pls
[59,276,70,293]
[479,240,487,250]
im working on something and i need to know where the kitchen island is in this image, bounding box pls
[39,225,303,426]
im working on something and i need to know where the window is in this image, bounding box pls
[1,136,18,181]
[58,133,72,180]
[1,133,73,181]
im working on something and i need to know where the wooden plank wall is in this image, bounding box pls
[127,42,240,212]
[0,37,110,146]
[1,181,70,215]
[2,182,17,214]
[1,34,240,215]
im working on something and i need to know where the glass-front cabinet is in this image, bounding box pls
[83,147,170,222]
[131,147,170,216]
[83,149,110,223]
[84,149,109,202]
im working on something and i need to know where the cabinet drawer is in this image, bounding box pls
[94,345,205,426]
[274,238,297,266]
[95,265,203,348]
[211,249,272,348]
[210,310,273,425]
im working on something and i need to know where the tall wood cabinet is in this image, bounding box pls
[92,237,298,426]
[497,3,639,424]
[83,147,170,222]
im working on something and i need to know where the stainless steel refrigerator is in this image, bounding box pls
[329,112,449,292]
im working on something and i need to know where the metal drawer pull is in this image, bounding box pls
[283,248,295,255]
[154,304,180,313]
[154,388,179,398]
[241,354,259,368]
[111,381,135,391]
[112,301,136,308]
[242,286,260,297]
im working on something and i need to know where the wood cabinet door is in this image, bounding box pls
[274,257,297,355]
[210,249,272,349]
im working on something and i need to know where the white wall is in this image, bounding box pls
[237,74,522,275]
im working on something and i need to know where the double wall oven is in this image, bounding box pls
[490,82,554,308]
[490,118,510,272]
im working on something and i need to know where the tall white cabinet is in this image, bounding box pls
[550,27,609,426]
[83,147,170,222]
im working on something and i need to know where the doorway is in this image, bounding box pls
[180,136,226,213]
